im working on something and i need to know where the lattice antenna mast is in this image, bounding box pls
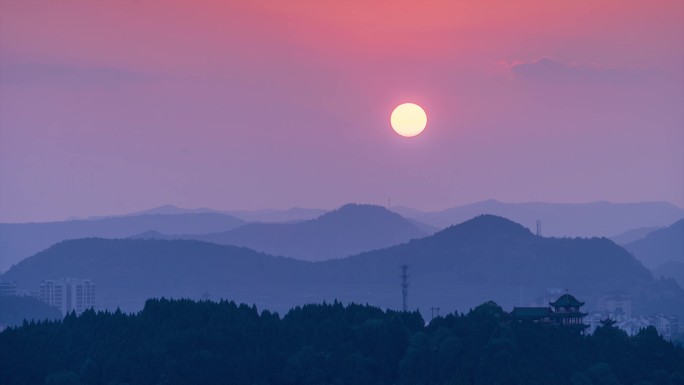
[401,264,410,312]
[536,220,542,237]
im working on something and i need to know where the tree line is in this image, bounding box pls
[0,298,682,385]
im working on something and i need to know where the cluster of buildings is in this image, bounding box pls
[586,313,680,340]
[0,278,95,316]
[511,291,680,340]
[585,294,680,340]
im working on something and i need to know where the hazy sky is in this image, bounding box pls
[1,0,683,222]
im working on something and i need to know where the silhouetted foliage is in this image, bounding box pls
[1,299,682,385]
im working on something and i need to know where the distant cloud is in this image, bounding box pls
[497,57,657,84]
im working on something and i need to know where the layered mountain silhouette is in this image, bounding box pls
[3,215,680,318]
[394,200,684,238]
[128,230,174,240]
[122,204,326,223]
[117,204,223,217]
[223,207,327,223]
[653,261,684,288]
[323,215,655,292]
[0,213,245,272]
[625,219,684,268]
[610,226,661,245]
[180,204,429,261]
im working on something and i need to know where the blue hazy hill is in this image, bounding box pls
[186,204,429,261]
[0,213,246,272]
[394,200,684,238]
[0,296,62,326]
[625,219,684,268]
[2,215,680,318]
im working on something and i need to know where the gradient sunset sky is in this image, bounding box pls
[1,0,682,222]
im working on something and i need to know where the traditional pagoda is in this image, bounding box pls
[511,293,589,331]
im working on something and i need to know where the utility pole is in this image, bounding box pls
[430,307,440,322]
[401,264,409,312]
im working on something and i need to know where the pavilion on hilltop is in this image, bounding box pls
[511,293,589,331]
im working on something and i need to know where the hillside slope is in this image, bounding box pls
[2,215,680,317]
[0,213,245,272]
[395,200,684,238]
[191,204,428,261]
[624,219,684,268]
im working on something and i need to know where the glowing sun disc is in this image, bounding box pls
[391,103,427,137]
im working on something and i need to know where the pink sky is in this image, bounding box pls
[1,0,683,222]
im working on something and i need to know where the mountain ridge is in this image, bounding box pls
[187,203,428,261]
[625,219,684,268]
[394,200,684,237]
[3,214,680,318]
[0,213,246,272]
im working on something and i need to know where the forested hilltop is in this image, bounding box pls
[1,299,682,385]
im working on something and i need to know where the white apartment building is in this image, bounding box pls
[0,280,17,296]
[40,278,95,316]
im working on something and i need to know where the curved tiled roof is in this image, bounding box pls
[550,293,585,307]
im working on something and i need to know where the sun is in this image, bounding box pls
[390,103,427,137]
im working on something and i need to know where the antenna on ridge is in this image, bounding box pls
[536,220,542,237]
[401,264,409,312]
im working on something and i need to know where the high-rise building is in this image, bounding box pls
[40,278,95,316]
[0,281,17,296]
